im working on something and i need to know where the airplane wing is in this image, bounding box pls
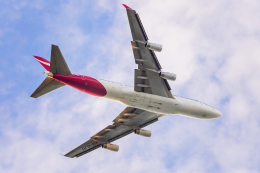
[64,107,161,158]
[123,4,174,99]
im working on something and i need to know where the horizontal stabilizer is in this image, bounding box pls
[31,77,65,98]
[50,45,72,75]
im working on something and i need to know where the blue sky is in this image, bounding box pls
[1,0,260,172]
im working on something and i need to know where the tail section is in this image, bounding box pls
[31,45,71,98]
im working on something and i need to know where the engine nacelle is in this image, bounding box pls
[160,72,177,81]
[145,42,162,52]
[135,129,152,137]
[102,143,119,152]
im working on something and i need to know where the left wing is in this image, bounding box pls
[64,107,160,158]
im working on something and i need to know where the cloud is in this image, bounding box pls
[1,0,260,172]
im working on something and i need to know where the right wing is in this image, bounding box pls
[124,4,174,99]
[64,107,160,158]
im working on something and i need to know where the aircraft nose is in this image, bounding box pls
[210,109,222,119]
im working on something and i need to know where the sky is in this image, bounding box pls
[0,0,260,172]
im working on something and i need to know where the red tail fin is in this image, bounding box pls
[33,56,50,71]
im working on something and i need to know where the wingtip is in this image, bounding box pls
[63,154,74,158]
[122,4,132,9]
[60,153,72,158]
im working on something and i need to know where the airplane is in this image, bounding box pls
[31,4,222,158]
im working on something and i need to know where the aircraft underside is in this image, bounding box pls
[30,4,222,158]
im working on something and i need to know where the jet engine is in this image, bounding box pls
[160,72,177,81]
[102,143,119,152]
[135,129,152,137]
[145,42,162,52]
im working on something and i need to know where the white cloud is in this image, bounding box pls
[0,71,15,95]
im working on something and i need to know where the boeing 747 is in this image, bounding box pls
[31,4,222,158]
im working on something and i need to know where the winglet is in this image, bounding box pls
[122,4,132,9]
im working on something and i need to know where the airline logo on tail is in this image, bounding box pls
[33,56,50,71]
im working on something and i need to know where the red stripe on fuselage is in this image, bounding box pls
[53,74,107,97]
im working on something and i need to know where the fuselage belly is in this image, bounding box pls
[52,73,221,120]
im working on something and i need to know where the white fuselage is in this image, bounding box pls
[98,79,222,119]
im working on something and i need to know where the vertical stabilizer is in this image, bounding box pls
[50,45,72,75]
